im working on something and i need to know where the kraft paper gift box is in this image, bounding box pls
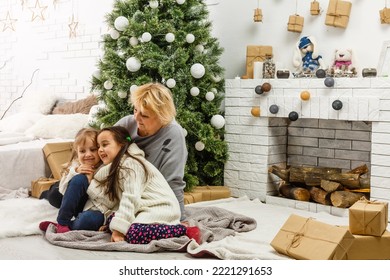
[270,214,354,260]
[184,192,203,205]
[349,198,388,237]
[192,186,231,201]
[340,227,390,259]
[31,177,59,198]
[380,8,390,24]
[325,0,352,28]
[245,45,273,79]
[43,142,73,180]
[310,1,320,16]
[287,15,304,33]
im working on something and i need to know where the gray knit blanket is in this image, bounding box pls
[44,206,257,258]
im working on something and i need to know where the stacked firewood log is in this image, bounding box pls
[268,164,370,208]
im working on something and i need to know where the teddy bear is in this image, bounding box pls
[331,49,357,76]
[293,36,326,74]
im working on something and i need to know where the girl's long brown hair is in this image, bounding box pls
[99,126,148,201]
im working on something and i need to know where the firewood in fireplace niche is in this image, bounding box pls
[330,191,366,208]
[278,181,310,201]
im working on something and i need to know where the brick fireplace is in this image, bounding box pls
[224,77,390,215]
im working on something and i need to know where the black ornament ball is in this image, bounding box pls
[288,111,299,121]
[269,104,279,114]
[316,69,326,78]
[255,85,263,94]
[324,77,335,87]
[332,100,343,110]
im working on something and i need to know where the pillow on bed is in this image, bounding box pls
[25,113,90,139]
[0,112,45,133]
[20,90,58,114]
[52,95,98,114]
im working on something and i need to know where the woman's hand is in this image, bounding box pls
[111,230,125,242]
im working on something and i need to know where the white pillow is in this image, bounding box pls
[0,112,45,133]
[25,113,90,139]
[20,89,58,114]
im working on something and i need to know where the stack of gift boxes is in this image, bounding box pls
[184,186,231,204]
[271,198,390,260]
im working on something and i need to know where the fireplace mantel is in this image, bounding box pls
[224,77,390,215]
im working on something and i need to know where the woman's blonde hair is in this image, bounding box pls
[130,82,176,126]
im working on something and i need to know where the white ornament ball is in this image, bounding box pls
[166,78,176,88]
[129,36,139,46]
[100,123,106,129]
[195,141,205,151]
[190,87,200,96]
[210,114,225,129]
[118,90,127,99]
[205,91,215,101]
[114,16,129,32]
[126,57,141,72]
[195,44,204,53]
[186,34,195,43]
[104,80,113,90]
[190,63,205,79]
[212,75,222,82]
[141,32,152,42]
[130,84,138,93]
[210,88,218,93]
[176,0,186,4]
[182,128,188,137]
[92,70,101,80]
[165,33,175,43]
[109,29,120,40]
[149,0,159,8]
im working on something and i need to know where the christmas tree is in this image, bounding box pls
[91,0,228,191]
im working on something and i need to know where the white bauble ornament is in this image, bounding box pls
[126,57,141,72]
[149,0,159,8]
[166,78,176,88]
[210,114,225,129]
[186,34,195,43]
[100,123,106,129]
[205,91,215,101]
[129,36,139,46]
[195,44,204,52]
[118,90,127,99]
[109,29,120,40]
[210,88,218,93]
[130,84,138,93]
[141,32,152,42]
[92,70,101,79]
[195,141,205,151]
[165,33,175,43]
[190,87,200,96]
[190,63,205,79]
[212,75,221,82]
[114,16,129,31]
[182,128,188,137]
[176,0,185,4]
[104,80,113,90]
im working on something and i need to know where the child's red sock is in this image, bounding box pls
[56,224,70,234]
[39,221,57,232]
[186,226,202,244]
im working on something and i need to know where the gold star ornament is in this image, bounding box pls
[68,14,78,38]
[29,0,48,22]
[1,11,17,32]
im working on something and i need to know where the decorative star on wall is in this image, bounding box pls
[68,14,78,38]
[21,0,28,9]
[29,0,48,22]
[1,11,17,32]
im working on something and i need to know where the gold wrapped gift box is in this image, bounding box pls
[184,186,231,205]
[325,0,352,28]
[349,198,388,237]
[244,45,273,79]
[43,142,73,180]
[287,14,304,33]
[380,7,390,24]
[31,177,59,198]
[271,214,354,260]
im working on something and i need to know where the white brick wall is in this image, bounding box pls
[0,0,113,117]
[224,77,390,213]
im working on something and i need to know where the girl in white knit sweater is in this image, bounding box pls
[89,126,200,244]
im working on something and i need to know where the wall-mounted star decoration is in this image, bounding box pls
[68,14,78,38]
[1,11,17,32]
[21,0,28,9]
[29,0,47,22]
